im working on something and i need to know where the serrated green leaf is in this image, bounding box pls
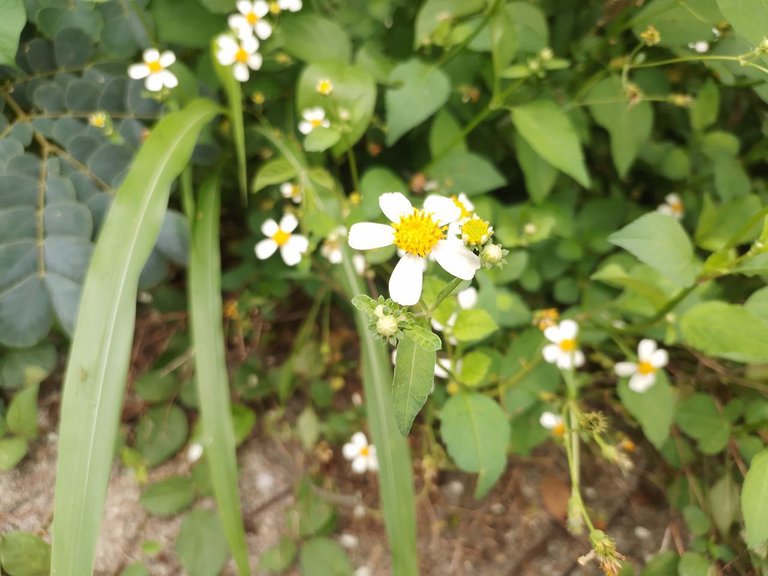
[426,150,506,196]
[742,448,768,549]
[139,476,196,516]
[176,510,230,576]
[405,324,441,351]
[392,332,436,435]
[441,393,509,498]
[681,301,768,363]
[617,371,675,449]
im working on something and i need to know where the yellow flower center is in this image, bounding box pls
[89,113,106,128]
[553,422,566,437]
[559,339,577,353]
[316,78,333,95]
[637,360,656,375]
[269,1,281,14]
[359,445,369,457]
[235,47,250,64]
[272,229,291,246]
[310,118,324,128]
[451,195,472,219]
[461,217,492,246]
[246,11,259,24]
[147,60,163,73]
[669,200,683,215]
[392,209,446,257]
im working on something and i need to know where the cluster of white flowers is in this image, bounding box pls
[657,193,684,219]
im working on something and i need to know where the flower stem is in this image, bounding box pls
[425,277,464,318]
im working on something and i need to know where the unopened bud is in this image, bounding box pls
[376,315,399,337]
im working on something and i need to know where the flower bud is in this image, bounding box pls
[376,315,399,337]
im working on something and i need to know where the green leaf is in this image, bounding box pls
[678,552,716,576]
[259,538,297,573]
[414,0,484,46]
[232,403,256,445]
[297,406,320,450]
[405,324,442,351]
[716,0,768,47]
[0,436,27,471]
[608,212,700,287]
[299,538,353,576]
[0,0,25,66]
[675,393,730,455]
[586,76,653,178]
[293,479,334,538]
[392,331,436,435]
[133,370,179,403]
[176,509,230,576]
[151,0,226,48]
[6,383,39,439]
[452,309,498,343]
[510,100,591,187]
[0,343,56,390]
[303,127,342,153]
[51,99,218,576]
[617,371,675,449]
[427,150,507,196]
[440,392,510,498]
[708,473,739,535]
[429,110,467,158]
[252,158,298,194]
[135,405,189,467]
[694,194,762,251]
[683,505,711,536]
[458,349,493,387]
[386,59,450,146]
[514,132,557,204]
[742,448,768,548]
[640,552,679,575]
[0,532,51,576]
[188,174,250,574]
[691,79,720,131]
[681,301,768,363]
[120,562,150,576]
[139,476,196,516]
[279,15,351,63]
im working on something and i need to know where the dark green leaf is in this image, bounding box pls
[135,405,189,467]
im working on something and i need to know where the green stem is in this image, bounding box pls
[436,0,503,69]
[346,144,361,194]
[425,277,464,317]
[629,54,768,76]
[180,167,194,220]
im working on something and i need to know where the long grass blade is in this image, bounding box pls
[188,172,251,574]
[51,99,219,575]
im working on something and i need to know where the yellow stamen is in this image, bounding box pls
[461,216,492,246]
[534,308,559,331]
[451,195,472,219]
[670,200,683,215]
[559,339,577,352]
[235,48,250,64]
[269,1,281,14]
[147,60,163,73]
[316,78,333,96]
[246,11,259,24]
[310,118,324,128]
[637,360,655,375]
[553,422,566,437]
[359,445,369,457]
[392,208,446,257]
[272,229,291,246]
[89,113,106,128]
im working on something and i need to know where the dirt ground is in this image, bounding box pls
[0,384,681,576]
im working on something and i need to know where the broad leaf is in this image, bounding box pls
[393,330,437,435]
[176,510,230,576]
[414,0,485,47]
[299,538,353,576]
[617,371,675,449]
[139,476,196,516]
[0,531,50,576]
[742,448,768,549]
[716,0,768,47]
[251,158,298,194]
[427,150,506,196]
[675,393,730,455]
[452,309,498,343]
[681,302,768,363]
[0,0,25,66]
[279,15,351,63]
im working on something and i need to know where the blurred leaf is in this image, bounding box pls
[691,79,720,131]
[392,330,436,435]
[414,0,485,47]
[458,349,493,387]
[6,383,38,440]
[452,309,498,343]
[139,476,196,516]
[135,405,189,467]
[716,0,768,46]
[617,371,675,449]
[386,59,450,146]
[510,100,590,187]
[298,538,353,576]
[0,531,50,576]
[0,0,25,66]
[695,194,761,250]
[678,552,716,576]
[303,127,341,153]
[232,403,256,445]
[0,344,56,390]
[296,480,335,538]
[259,538,297,573]
[427,150,506,196]
[252,158,298,194]
[742,448,768,549]
[708,473,739,535]
[120,563,150,576]
[429,110,467,158]
[681,301,768,363]
[133,370,180,403]
[176,510,230,576]
[514,132,557,203]
[0,437,28,471]
[441,392,509,498]
[152,0,226,48]
[640,551,679,575]
[675,393,730,454]
[683,505,711,536]
[297,406,320,450]
[279,15,351,63]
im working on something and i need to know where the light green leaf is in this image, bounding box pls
[120,562,150,576]
[386,59,450,146]
[427,150,506,196]
[678,552,716,576]
[0,436,27,471]
[458,349,493,387]
[608,212,700,287]
[716,0,768,46]
[640,552,679,575]
[294,480,335,538]
[135,405,189,467]
[695,194,762,251]
[514,132,557,204]
[259,538,297,572]
[299,538,353,576]
[303,127,342,153]
[251,158,298,194]
[441,392,509,498]
[139,476,196,517]
[708,473,739,535]
[681,301,768,363]
[414,0,484,47]
[510,100,590,187]
[0,531,50,576]
[617,371,675,449]
[6,383,38,440]
[452,309,498,343]
[0,344,56,390]
[51,100,219,576]
[675,393,730,454]
[405,324,441,352]
[742,448,768,549]
[586,76,653,178]
[393,331,436,435]
[691,79,720,131]
[297,406,320,450]
[683,505,710,536]
[176,510,230,576]
[279,15,351,63]
[0,0,25,66]
[429,110,467,158]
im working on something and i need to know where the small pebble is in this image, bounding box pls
[339,533,359,549]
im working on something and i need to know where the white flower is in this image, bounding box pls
[229,0,273,39]
[342,432,378,474]
[431,287,478,345]
[320,226,347,264]
[280,181,302,204]
[269,0,302,14]
[539,411,565,436]
[298,107,330,134]
[657,193,684,219]
[688,40,710,53]
[542,319,585,370]
[348,193,481,306]
[254,213,309,266]
[215,33,262,83]
[127,49,178,92]
[614,339,669,393]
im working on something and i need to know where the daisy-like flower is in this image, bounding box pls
[229,0,273,40]
[460,214,493,247]
[657,193,684,219]
[614,339,668,393]
[298,107,330,134]
[268,0,302,14]
[539,411,565,437]
[215,33,262,83]
[342,432,378,474]
[316,78,333,96]
[348,193,481,306]
[89,112,107,128]
[542,319,586,370]
[127,48,178,92]
[254,213,309,266]
[280,181,302,204]
[320,226,347,264]
[431,287,478,345]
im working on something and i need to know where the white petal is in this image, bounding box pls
[280,182,293,197]
[431,318,445,332]
[351,432,368,447]
[159,51,176,67]
[657,204,673,216]
[303,106,325,121]
[614,361,638,377]
[248,53,263,70]
[228,14,250,35]
[255,239,277,259]
[629,373,655,393]
[457,193,474,212]
[254,0,270,15]
[389,254,424,306]
[352,254,366,275]
[217,34,238,53]
[637,339,657,361]
[285,234,309,257]
[320,119,331,128]
[543,325,561,343]
[423,195,460,225]
[433,358,450,379]
[298,121,313,134]
[457,287,478,309]
[329,249,343,264]
[651,349,668,368]
[144,73,164,92]
[542,344,560,364]
[255,20,272,39]
[233,63,250,82]
[351,456,368,474]
[279,212,298,232]
[665,193,681,205]
[143,48,160,62]
[366,448,378,471]
[539,411,561,429]
[236,0,253,14]
[557,353,574,370]
[160,70,178,88]
[432,239,480,280]
[261,218,278,236]
[559,319,579,340]
[573,350,585,368]
[342,442,358,460]
[242,33,260,52]
[127,63,149,79]
[280,240,305,266]
[378,192,412,222]
[348,222,394,250]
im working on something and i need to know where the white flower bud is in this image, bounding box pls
[481,243,503,265]
[376,315,399,337]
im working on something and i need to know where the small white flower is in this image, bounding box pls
[688,40,710,53]
[298,107,331,134]
[614,339,668,393]
[342,432,378,474]
[269,0,302,14]
[280,181,302,204]
[542,319,585,370]
[254,212,309,266]
[348,193,481,306]
[431,287,478,345]
[186,443,204,463]
[215,33,262,83]
[320,226,347,264]
[229,0,273,39]
[657,193,684,219]
[127,48,178,92]
[432,357,454,380]
[539,411,565,436]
